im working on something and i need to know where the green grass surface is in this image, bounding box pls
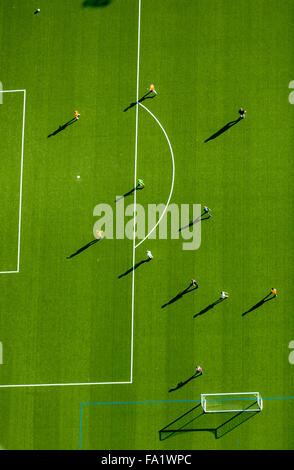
[0,0,293,450]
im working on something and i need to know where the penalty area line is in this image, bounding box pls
[0,381,132,389]
[17,89,26,272]
[0,1,143,390]
[0,271,19,274]
[0,89,26,93]
[0,89,26,274]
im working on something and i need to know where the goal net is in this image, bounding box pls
[201,392,263,413]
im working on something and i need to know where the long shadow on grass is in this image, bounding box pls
[168,372,202,393]
[48,118,77,138]
[82,0,113,7]
[162,285,198,309]
[178,212,211,232]
[118,259,150,278]
[115,187,138,203]
[194,298,225,318]
[159,402,258,441]
[204,118,241,143]
[242,294,276,316]
[124,91,155,112]
[67,238,101,259]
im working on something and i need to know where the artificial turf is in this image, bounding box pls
[0,0,293,450]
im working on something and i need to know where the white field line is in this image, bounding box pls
[0,271,19,274]
[0,89,26,274]
[0,89,26,93]
[0,381,132,389]
[16,89,26,272]
[130,0,141,383]
[135,102,175,249]
[0,1,142,388]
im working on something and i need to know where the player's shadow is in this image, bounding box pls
[48,118,77,138]
[115,187,139,203]
[123,91,155,112]
[159,403,258,441]
[178,212,210,232]
[161,285,198,309]
[242,293,276,316]
[118,259,150,278]
[66,238,101,259]
[82,0,112,7]
[194,297,225,318]
[204,118,241,143]
[168,373,202,393]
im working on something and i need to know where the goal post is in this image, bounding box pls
[201,392,263,413]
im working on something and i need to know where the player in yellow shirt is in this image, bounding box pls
[149,84,157,95]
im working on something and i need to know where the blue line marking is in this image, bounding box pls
[263,396,294,400]
[79,403,83,450]
[81,398,201,406]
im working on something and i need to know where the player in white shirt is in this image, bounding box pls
[146,250,153,260]
[220,291,229,299]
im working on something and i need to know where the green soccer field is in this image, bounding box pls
[0,0,293,450]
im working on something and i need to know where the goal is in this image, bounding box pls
[201,392,263,413]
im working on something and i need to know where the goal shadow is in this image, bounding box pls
[159,403,258,441]
[82,0,113,6]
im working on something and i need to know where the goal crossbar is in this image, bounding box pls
[201,392,263,413]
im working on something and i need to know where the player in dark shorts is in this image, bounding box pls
[238,108,246,119]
